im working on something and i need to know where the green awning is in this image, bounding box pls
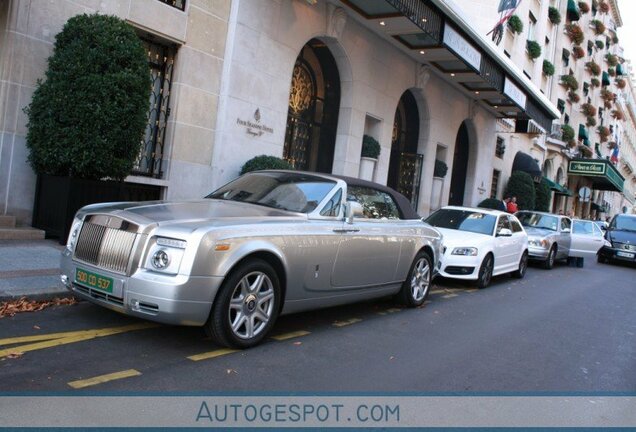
[583,137,590,147]
[567,0,580,21]
[602,71,611,86]
[543,176,573,196]
[578,124,589,140]
[568,158,625,192]
[616,64,624,76]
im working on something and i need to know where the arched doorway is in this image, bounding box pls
[283,39,341,173]
[552,167,565,213]
[388,90,422,206]
[449,122,470,206]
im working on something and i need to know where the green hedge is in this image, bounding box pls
[25,14,150,180]
[505,171,536,211]
[240,155,293,175]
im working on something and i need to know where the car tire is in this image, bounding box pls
[475,254,494,289]
[204,259,281,349]
[597,254,607,264]
[543,245,556,270]
[399,251,433,307]
[512,251,528,279]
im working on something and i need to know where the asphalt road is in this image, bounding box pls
[1,258,634,392]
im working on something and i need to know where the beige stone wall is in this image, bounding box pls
[0,0,230,225]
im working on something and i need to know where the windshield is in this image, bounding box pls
[207,172,336,213]
[425,209,496,236]
[610,215,636,232]
[516,212,558,231]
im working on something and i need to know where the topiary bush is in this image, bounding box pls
[505,171,536,211]
[543,60,555,76]
[548,6,562,24]
[507,15,523,34]
[478,198,504,210]
[361,135,381,159]
[25,14,150,180]
[433,159,448,178]
[526,40,542,59]
[240,155,293,175]
[534,179,551,212]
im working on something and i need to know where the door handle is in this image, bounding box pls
[333,228,360,233]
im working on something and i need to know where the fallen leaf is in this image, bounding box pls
[0,297,77,319]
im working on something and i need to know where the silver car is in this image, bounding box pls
[60,171,443,348]
[570,219,608,260]
[515,211,572,269]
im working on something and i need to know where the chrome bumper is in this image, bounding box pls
[528,246,550,260]
[60,248,223,326]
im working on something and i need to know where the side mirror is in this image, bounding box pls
[345,201,364,224]
[600,225,607,231]
[562,228,571,234]
[497,228,513,237]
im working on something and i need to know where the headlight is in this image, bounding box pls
[451,247,478,256]
[144,237,187,274]
[529,239,549,248]
[604,239,612,247]
[66,218,83,251]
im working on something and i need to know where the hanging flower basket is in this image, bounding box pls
[565,24,585,45]
[507,15,524,34]
[606,54,619,66]
[578,1,590,13]
[526,40,542,59]
[591,78,600,87]
[585,61,601,75]
[616,78,626,89]
[611,109,624,121]
[548,6,562,24]
[568,91,581,103]
[599,1,610,13]
[543,60,555,76]
[595,40,605,49]
[592,20,606,35]
[581,103,597,117]
[560,74,579,91]
[562,124,576,142]
[597,126,610,142]
[608,67,616,77]
[572,46,585,59]
[586,116,597,127]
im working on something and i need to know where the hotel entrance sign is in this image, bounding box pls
[503,78,527,109]
[443,25,481,71]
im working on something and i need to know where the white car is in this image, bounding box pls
[424,206,529,288]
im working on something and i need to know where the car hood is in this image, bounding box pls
[434,227,491,248]
[524,227,555,238]
[77,199,304,226]
[607,229,636,244]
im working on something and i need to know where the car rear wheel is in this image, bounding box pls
[399,251,432,307]
[205,259,281,349]
[476,254,494,289]
[543,245,556,270]
[512,251,528,279]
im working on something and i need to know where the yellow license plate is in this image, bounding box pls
[75,268,114,293]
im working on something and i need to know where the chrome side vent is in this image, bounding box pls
[74,216,139,274]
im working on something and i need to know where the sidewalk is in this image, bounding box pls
[0,239,69,301]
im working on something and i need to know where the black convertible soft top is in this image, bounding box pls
[331,174,421,220]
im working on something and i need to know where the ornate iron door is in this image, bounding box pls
[397,153,424,209]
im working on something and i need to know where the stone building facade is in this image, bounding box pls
[1,0,561,229]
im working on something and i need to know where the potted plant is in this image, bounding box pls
[591,77,601,87]
[572,46,585,59]
[526,40,542,59]
[616,78,626,89]
[578,1,591,13]
[240,155,293,175]
[611,109,624,120]
[592,20,606,35]
[581,103,597,117]
[507,15,524,34]
[548,6,562,24]
[585,60,601,75]
[25,14,152,240]
[599,1,610,13]
[595,40,605,49]
[359,134,381,181]
[608,67,616,77]
[431,159,448,211]
[597,125,610,142]
[565,24,585,45]
[562,124,576,142]
[606,54,618,66]
[560,74,579,91]
[543,60,555,76]
[586,116,597,127]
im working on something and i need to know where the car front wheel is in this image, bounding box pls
[543,245,556,269]
[205,259,281,349]
[399,251,432,307]
[476,254,494,289]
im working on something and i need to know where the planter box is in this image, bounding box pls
[358,157,377,181]
[33,174,162,243]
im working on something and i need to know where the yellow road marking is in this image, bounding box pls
[0,323,159,358]
[333,318,362,327]
[188,348,238,362]
[442,294,459,299]
[271,330,311,341]
[68,369,141,389]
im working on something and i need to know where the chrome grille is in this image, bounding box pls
[74,217,138,274]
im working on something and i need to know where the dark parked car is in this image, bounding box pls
[598,214,636,265]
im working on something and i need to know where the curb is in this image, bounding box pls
[0,288,76,303]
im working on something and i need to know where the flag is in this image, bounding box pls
[610,145,619,164]
[498,0,519,12]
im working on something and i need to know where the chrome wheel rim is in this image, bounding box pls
[481,257,493,286]
[228,271,275,340]
[548,248,555,266]
[410,257,430,302]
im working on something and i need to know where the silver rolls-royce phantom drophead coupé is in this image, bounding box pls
[60,170,443,348]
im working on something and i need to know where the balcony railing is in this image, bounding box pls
[156,0,185,11]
